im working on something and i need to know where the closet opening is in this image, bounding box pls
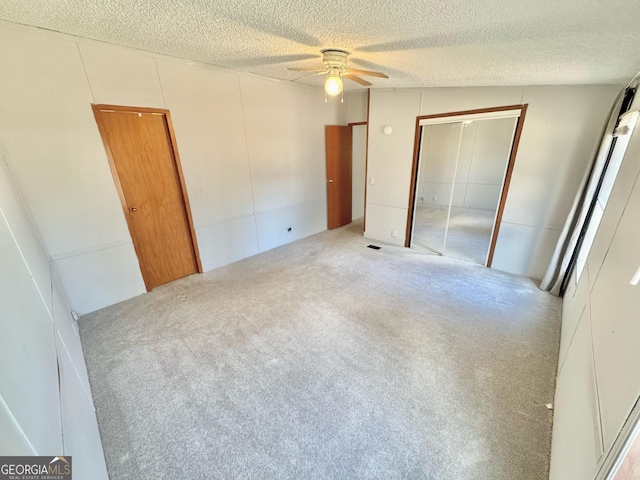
[406,105,527,266]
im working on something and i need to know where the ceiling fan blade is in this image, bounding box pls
[293,72,327,82]
[343,74,372,87]
[288,67,326,72]
[345,68,389,79]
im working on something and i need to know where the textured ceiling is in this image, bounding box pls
[1,0,640,90]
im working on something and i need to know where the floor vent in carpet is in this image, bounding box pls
[367,245,381,250]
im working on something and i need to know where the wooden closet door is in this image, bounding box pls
[93,107,199,290]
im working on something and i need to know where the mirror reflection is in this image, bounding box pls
[411,116,518,265]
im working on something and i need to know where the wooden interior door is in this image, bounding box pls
[325,125,352,229]
[92,105,200,291]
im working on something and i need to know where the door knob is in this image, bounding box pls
[327,179,334,183]
[129,206,138,212]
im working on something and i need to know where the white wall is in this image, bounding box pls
[549,90,640,479]
[366,86,619,279]
[346,91,368,124]
[352,125,367,219]
[346,91,369,221]
[0,151,108,477]
[0,21,339,314]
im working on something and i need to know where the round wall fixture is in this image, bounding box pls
[383,125,393,135]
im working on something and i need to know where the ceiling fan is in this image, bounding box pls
[288,49,388,97]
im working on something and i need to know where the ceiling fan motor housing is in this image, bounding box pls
[321,49,348,70]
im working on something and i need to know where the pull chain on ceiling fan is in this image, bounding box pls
[288,49,388,100]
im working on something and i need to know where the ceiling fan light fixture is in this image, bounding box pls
[289,49,386,96]
[325,74,343,96]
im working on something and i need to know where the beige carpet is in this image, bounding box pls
[80,219,560,480]
[411,204,495,265]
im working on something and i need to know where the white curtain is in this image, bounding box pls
[539,91,625,295]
